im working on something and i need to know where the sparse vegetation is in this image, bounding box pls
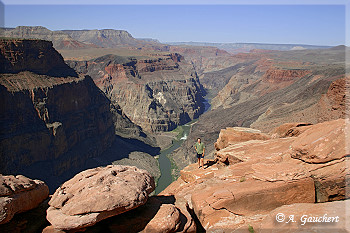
[240,176,246,182]
[171,125,185,140]
[248,224,255,233]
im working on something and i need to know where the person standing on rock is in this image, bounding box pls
[194,138,205,168]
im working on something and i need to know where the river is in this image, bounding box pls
[154,95,211,194]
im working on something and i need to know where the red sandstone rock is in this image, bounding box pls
[258,200,350,232]
[47,165,155,231]
[290,119,346,163]
[42,225,65,233]
[269,122,312,138]
[214,127,271,151]
[163,119,349,231]
[215,137,294,165]
[191,177,315,219]
[262,68,311,84]
[143,204,181,233]
[0,175,49,224]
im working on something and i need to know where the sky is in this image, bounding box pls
[1,2,347,46]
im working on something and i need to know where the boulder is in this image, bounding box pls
[0,175,49,224]
[42,225,65,233]
[143,204,181,233]
[309,159,349,202]
[269,122,312,138]
[258,200,350,232]
[214,127,271,151]
[290,119,346,163]
[47,165,155,231]
[215,137,294,165]
[191,177,315,221]
[45,195,195,233]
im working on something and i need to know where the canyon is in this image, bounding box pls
[169,46,349,177]
[0,39,159,191]
[67,53,204,132]
[0,26,349,232]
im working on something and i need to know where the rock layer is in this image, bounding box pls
[68,53,204,132]
[162,119,349,231]
[0,175,49,224]
[2,26,95,50]
[171,47,347,176]
[0,38,77,76]
[47,165,155,231]
[0,39,125,191]
[259,200,349,232]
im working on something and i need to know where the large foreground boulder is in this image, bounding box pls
[44,195,195,233]
[47,165,155,231]
[290,119,346,163]
[0,175,49,224]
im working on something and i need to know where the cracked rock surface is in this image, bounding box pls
[47,165,155,231]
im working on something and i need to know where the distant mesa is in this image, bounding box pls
[1,25,335,54]
[329,45,348,50]
[137,38,161,43]
[61,29,143,48]
[1,26,97,50]
[167,41,331,53]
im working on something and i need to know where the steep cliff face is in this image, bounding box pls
[0,39,77,76]
[0,39,138,190]
[68,53,205,132]
[0,72,116,190]
[1,26,96,50]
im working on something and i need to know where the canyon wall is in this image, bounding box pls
[1,26,96,50]
[0,39,156,191]
[169,47,348,176]
[68,53,205,132]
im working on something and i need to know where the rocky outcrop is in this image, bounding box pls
[269,122,313,138]
[0,39,121,191]
[259,200,349,232]
[68,53,204,132]
[290,119,346,163]
[1,26,96,50]
[0,39,77,77]
[0,197,49,233]
[214,127,271,151]
[113,152,161,184]
[0,72,116,190]
[262,68,311,83]
[143,204,181,233]
[0,175,49,224]
[162,119,349,231]
[47,165,155,231]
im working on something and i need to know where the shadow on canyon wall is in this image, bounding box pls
[18,135,160,193]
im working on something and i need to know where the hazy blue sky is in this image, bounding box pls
[3,4,346,45]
